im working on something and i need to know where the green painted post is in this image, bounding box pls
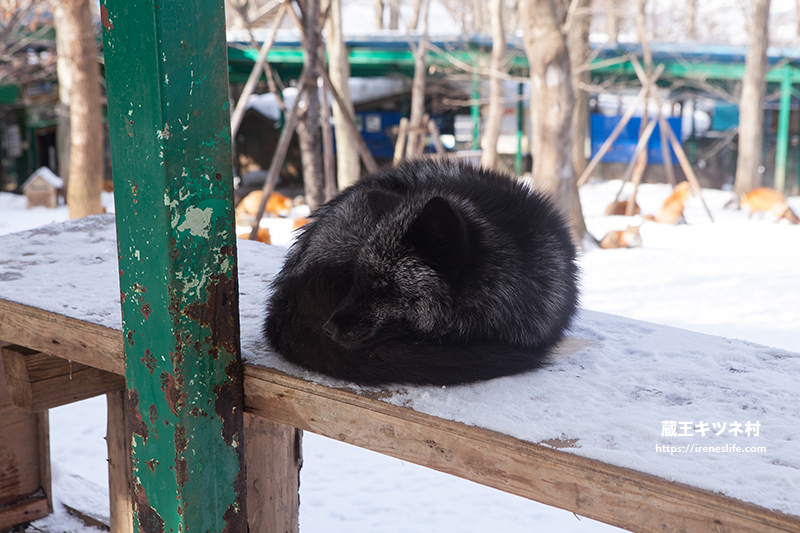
[101,1,247,532]
[472,71,480,150]
[775,67,792,192]
[689,98,697,165]
[515,82,524,176]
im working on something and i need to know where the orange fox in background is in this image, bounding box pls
[604,199,641,216]
[643,181,692,225]
[599,225,643,249]
[741,187,800,224]
[237,191,294,219]
[236,227,271,244]
[291,216,310,230]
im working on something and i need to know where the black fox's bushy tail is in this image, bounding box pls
[267,308,551,385]
[351,339,551,386]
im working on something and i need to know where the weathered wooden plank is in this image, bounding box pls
[106,390,134,533]
[242,366,800,533]
[0,496,50,530]
[2,345,124,412]
[0,299,124,375]
[37,410,52,514]
[2,299,800,533]
[244,414,301,533]
[0,353,51,527]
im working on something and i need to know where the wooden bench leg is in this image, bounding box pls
[106,390,133,533]
[244,414,302,533]
[0,350,51,528]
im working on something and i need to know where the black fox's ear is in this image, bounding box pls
[366,189,403,220]
[405,196,468,272]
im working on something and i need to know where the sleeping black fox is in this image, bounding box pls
[264,160,579,385]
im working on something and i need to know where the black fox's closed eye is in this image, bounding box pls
[264,159,579,386]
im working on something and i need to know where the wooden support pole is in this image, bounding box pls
[427,119,446,159]
[107,390,134,533]
[0,352,51,528]
[609,116,657,212]
[318,66,379,173]
[244,415,301,533]
[230,2,288,138]
[626,58,713,221]
[249,70,310,240]
[394,117,409,165]
[281,4,378,177]
[576,64,664,187]
[319,82,337,200]
[417,113,430,157]
[660,115,715,222]
[101,2,248,531]
[657,108,676,186]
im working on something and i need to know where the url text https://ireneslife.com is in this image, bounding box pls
[656,420,766,455]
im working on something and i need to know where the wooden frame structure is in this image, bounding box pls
[1,292,800,532]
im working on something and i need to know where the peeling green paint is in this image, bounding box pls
[177,206,213,238]
[102,0,247,531]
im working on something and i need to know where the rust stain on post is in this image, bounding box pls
[127,389,149,444]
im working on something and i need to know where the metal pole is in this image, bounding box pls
[472,71,480,151]
[516,82,523,176]
[775,67,792,192]
[101,1,247,531]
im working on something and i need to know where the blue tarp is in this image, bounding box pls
[590,115,681,165]
[711,103,739,131]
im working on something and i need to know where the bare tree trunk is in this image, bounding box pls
[687,0,697,39]
[520,0,587,245]
[633,0,651,184]
[480,0,506,169]
[568,0,591,181]
[507,0,520,34]
[471,0,485,33]
[605,0,619,43]
[55,0,103,219]
[409,0,423,30]
[296,0,325,210]
[407,0,430,156]
[374,0,384,29]
[54,3,72,188]
[325,0,361,189]
[734,0,771,197]
[388,0,399,29]
[796,0,800,37]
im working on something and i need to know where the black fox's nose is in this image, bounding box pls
[322,321,336,337]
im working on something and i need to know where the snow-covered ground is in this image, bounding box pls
[1,179,798,532]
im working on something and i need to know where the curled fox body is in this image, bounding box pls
[265,160,579,386]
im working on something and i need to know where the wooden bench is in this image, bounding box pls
[1,216,798,533]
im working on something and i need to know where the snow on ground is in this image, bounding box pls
[1,180,798,532]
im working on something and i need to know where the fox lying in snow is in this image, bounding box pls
[604,199,641,216]
[265,159,579,386]
[236,190,294,221]
[599,225,643,249]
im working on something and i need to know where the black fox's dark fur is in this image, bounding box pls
[264,160,579,385]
